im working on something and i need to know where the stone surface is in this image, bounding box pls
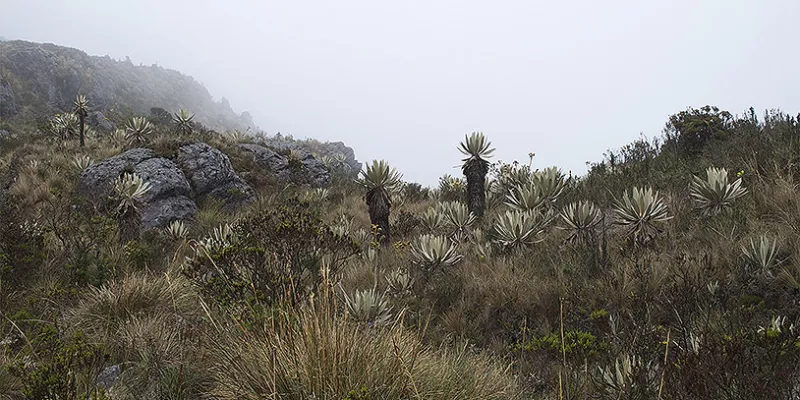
[87,110,116,131]
[78,148,197,227]
[140,196,198,228]
[78,148,156,198]
[324,141,362,177]
[238,143,331,187]
[96,365,121,390]
[176,142,255,208]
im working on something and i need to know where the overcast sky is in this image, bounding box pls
[3,1,799,185]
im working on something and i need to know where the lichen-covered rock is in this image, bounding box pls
[95,364,121,391]
[78,148,197,227]
[87,110,116,132]
[176,142,254,209]
[78,148,160,198]
[140,196,198,228]
[294,149,332,187]
[268,139,361,179]
[321,141,362,177]
[80,143,255,227]
[238,143,331,187]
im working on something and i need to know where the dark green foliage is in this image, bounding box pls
[183,200,360,309]
[123,240,152,270]
[390,210,421,239]
[41,200,117,286]
[665,105,733,156]
[0,212,45,287]
[401,182,429,202]
[342,386,371,400]
[515,329,608,361]
[6,326,109,400]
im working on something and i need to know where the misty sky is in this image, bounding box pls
[3,1,800,185]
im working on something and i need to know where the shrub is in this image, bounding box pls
[437,174,466,202]
[182,201,360,309]
[6,326,108,400]
[389,210,421,238]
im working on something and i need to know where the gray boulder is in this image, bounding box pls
[79,143,255,227]
[78,148,156,198]
[78,148,198,227]
[140,196,197,228]
[294,149,332,187]
[238,143,331,187]
[176,143,254,209]
[96,365,121,390]
[87,110,116,132]
[324,141,362,177]
[134,157,193,203]
[0,130,9,140]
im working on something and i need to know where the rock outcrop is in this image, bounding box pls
[0,40,254,132]
[87,110,116,132]
[238,143,331,187]
[78,148,197,228]
[177,143,255,209]
[268,139,361,179]
[79,143,254,228]
[322,141,362,177]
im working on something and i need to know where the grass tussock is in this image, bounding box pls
[206,299,522,400]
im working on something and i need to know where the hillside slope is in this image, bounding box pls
[0,39,254,132]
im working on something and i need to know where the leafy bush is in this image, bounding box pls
[182,201,360,309]
[6,326,108,400]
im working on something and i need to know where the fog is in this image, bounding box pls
[3,1,800,185]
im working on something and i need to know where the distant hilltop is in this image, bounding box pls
[0,39,361,175]
[0,40,253,132]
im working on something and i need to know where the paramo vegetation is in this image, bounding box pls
[2,100,800,399]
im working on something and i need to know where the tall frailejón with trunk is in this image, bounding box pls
[359,160,402,246]
[73,95,89,147]
[459,132,495,217]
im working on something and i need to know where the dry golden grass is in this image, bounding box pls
[67,272,200,348]
[205,298,524,400]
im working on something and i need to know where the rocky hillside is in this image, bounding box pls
[0,39,362,174]
[0,40,253,131]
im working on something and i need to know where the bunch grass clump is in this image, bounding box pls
[206,300,522,400]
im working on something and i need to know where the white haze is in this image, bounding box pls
[3,0,800,185]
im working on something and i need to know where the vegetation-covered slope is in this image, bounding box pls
[3,41,800,398]
[0,40,254,132]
